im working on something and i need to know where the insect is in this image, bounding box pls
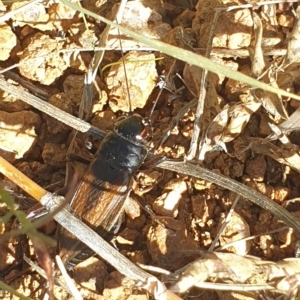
[58,113,155,267]
[57,10,178,269]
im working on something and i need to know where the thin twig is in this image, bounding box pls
[78,1,118,119]
[186,8,221,160]
[23,256,72,295]
[1,74,299,238]
[0,156,181,299]
[58,0,300,102]
[1,68,50,100]
[193,282,274,292]
[0,77,105,140]
[55,256,83,300]
[216,225,290,252]
[209,195,240,251]
[158,160,300,239]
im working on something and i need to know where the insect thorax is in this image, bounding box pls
[97,130,148,172]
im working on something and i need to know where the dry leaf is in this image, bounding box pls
[254,69,288,120]
[249,12,265,77]
[282,6,300,67]
[223,100,262,142]
[171,252,300,296]
[205,99,261,149]
[205,107,229,152]
[277,107,300,134]
[170,252,258,294]
[248,137,300,173]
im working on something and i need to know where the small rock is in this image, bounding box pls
[11,1,51,31]
[230,161,244,178]
[124,197,142,220]
[42,143,67,168]
[213,9,253,49]
[277,14,295,28]
[194,178,213,191]
[122,249,149,265]
[225,65,252,102]
[210,56,239,88]
[147,218,198,270]
[153,192,179,217]
[191,192,216,223]
[136,170,161,189]
[116,228,139,246]
[126,214,146,232]
[48,2,78,31]
[0,84,30,112]
[19,25,35,40]
[153,178,187,217]
[259,234,273,251]
[274,186,290,203]
[0,234,15,273]
[251,181,274,199]
[43,93,72,135]
[0,22,17,61]
[63,75,85,106]
[258,113,273,136]
[278,227,295,246]
[163,26,194,50]
[0,110,40,162]
[18,33,70,85]
[173,8,195,28]
[218,211,250,256]
[73,257,108,292]
[63,73,107,117]
[261,19,283,47]
[107,2,171,49]
[245,154,267,182]
[106,51,158,112]
[103,271,144,300]
[91,110,116,132]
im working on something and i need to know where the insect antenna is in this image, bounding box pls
[115,14,132,113]
[148,59,177,123]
